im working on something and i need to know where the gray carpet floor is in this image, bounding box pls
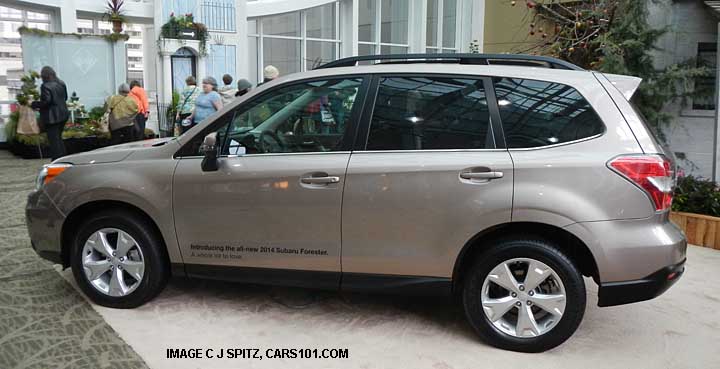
[0,150,148,369]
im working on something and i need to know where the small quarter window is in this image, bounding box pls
[493,78,604,148]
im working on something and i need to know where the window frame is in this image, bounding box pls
[175,74,373,159]
[354,73,504,152]
[491,76,607,151]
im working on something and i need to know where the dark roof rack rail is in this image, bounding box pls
[315,53,584,71]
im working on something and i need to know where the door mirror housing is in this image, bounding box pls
[200,132,219,172]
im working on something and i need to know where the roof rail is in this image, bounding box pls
[315,53,584,71]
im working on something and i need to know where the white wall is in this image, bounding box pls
[648,0,718,179]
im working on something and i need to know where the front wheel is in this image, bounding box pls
[462,238,586,352]
[70,210,169,308]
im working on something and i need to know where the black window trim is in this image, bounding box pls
[491,76,607,150]
[354,73,504,152]
[175,74,373,158]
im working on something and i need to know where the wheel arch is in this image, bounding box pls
[452,222,599,293]
[60,200,171,270]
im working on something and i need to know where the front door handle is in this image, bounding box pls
[460,171,504,180]
[301,176,340,185]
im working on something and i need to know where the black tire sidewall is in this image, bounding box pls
[462,238,586,352]
[70,210,168,308]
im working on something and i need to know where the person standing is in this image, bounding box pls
[217,74,237,106]
[260,65,279,86]
[31,66,69,160]
[235,79,253,97]
[106,83,138,145]
[186,77,223,131]
[176,76,200,135]
[129,80,149,140]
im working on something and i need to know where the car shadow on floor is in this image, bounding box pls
[159,276,480,341]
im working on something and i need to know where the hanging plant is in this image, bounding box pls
[159,13,210,56]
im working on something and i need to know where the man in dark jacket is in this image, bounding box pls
[31,66,69,160]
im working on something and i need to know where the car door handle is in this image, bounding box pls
[301,176,340,184]
[460,171,504,180]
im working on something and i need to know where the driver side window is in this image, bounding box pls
[219,77,363,155]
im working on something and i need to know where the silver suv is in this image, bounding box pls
[26,54,686,352]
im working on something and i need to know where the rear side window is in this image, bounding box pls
[493,78,604,148]
[366,76,492,150]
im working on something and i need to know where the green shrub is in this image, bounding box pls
[15,133,48,146]
[672,176,720,217]
[4,110,18,143]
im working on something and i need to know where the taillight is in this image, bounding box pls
[608,155,674,211]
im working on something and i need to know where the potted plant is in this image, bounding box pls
[104,0,126,34]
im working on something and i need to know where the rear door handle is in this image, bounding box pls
[301,176,340,185]
[460,171,504,180]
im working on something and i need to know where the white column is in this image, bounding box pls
[58,0,78,33]
[408,0,426,53]
[197,54,206,82]
[162,51,173,104]
[461,0,484,52]
[340,0,358,57]
[713,21,720,181]
[236,0,249,79]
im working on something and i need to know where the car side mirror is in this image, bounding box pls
[199,132,219,172]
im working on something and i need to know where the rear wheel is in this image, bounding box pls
[462,238,586,352]
[70,210,169,308]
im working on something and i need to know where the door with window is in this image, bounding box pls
[173,77,367,284]
[341,75,514,278]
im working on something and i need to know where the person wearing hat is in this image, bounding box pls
[235,78,253,97]
[260,65,279,85]
[185,76,223,133]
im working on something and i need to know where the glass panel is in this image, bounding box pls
[262,12,300,37]
[493,78,605,148]
[27,22,49,31]
[381,0,408,44]
[367,76,491,150]
[358,0,376,42]
[426,0,438,47]
[248,37,258,85]
[306,41,336,70]
[358,43,376,56]
[442,48,456,53]
[77,19,94,34]
[442,0,457,48]
[306,2,336,39]
[0,6,22,19]
[380,45,408,54]
[263,38,301,76]
[247,19,257,34]
[27,11,50,21]
[426,47,439,54]
[217,78,364,155]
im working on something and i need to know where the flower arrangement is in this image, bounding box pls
[159,12,210,56]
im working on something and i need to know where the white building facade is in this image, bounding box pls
[0,0,485,138]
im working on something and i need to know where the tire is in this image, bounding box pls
[461,237,586,352]
[70,209,169,308]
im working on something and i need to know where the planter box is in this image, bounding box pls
[64,136,100,154]
[8,141,51,159]
[670,211,720,249]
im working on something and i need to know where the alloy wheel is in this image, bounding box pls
[81,228,145,297]
[481,257,566,338]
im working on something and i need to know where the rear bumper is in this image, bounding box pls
[598,259,685,307]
